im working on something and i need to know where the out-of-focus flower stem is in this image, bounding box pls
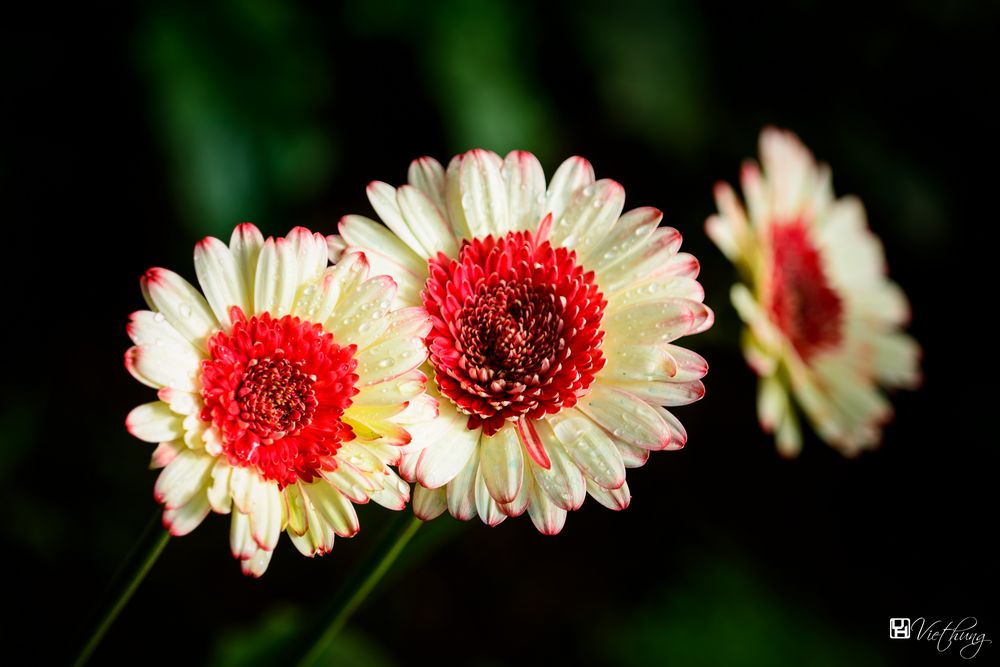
[297,513,424,667]
[72,510,170,667]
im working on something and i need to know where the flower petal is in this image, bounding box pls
[355,336,427,387]
[446,448,480,521]
[163,491,211,536]
[141,268,218,350]
[154,449,214,510]
[578,383,672,451]
[458,149,509,237]
[413,484,447,520]
[528,420,586,510]
[194,236,247,329]
[398,184,459,258]
[586,478,631,511]
[479,425,524,504]
[414,407,480,489]
[549,179,625,255]
[338,214,426,277]
[503,150,546,231]
[126,401,184,443]
[229,223,264,310]
[526,478,567,535]
[248,477,282,551]
[551,412,626,489]
[303,481,360,538]
[253,237,297,318]
[474,466,507,527]
[408,156,447,211]
[368,181,430,259]
[544,156,595,224]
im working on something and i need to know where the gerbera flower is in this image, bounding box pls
[125,225,432,576]
[706,128,921,456]
[329,150,712,533]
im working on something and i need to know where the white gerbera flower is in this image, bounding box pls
[329,150,712,533]
[706,128,921,456]
[125,225,433,576]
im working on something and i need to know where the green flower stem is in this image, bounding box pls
[297,513,424,667]
[72,510,171,667]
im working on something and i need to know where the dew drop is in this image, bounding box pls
[179,304,192,318]
[153,312,166,322]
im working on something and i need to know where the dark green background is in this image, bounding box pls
[2,1,994,665]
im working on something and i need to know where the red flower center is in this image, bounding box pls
[768,221,843,360]
[423,229,607,435]
[200,307,358,488]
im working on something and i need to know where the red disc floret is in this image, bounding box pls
[200,307,358,487]
[423,230,607,435]
[768,220,844,360]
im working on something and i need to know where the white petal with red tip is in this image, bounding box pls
[579,383,672,450]
[324,463,377,504]
[587,207,661,274]
[303,482,360,538]
[127,401,183,443]
[598,227,684,291]
[141,268,218,350]
[413,484,447,520]
[479,425,524,504]
[398,184,459,258]
[605,299,713,345]
[229,223,264,308]
[368,181,430,260]
[458,149,509,238]
[551,412,626,490]
[408,156,447,211]
[230,511,256,560]
[544,156,595,225]
[194,236,246,328]
[154,450,214,510]
[164,492,211,536]
[529,420,586,510]
[327,275,395,351]
[475,467,507,527]
[241,547,273,577]
[526,478,567,535]
[606,276,705,312]
[446,450,479,521]
[285,227,329,288]
[208,459,233,513]
[503,150,546,231]
[248,477,282,551]
[550,179,625,255]
[355,336,426,387]
[150,441,182,469]
[353,369,427,407]
[253,238,297,317]
[339,214,426,277]
[602,344,678,382]
[369,470,410,510]
[615,442,650,468]
[586,478,631,511]
[610,378,705,407]
[498,468,531,517]
[413,405,480,489]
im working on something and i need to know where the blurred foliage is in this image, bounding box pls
[210,606,396,667]
[596,555,886,667]
[575,0,712,156]
[345,0,561,162]
[137,0,334,238]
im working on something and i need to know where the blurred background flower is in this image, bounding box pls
[2,0,994,665]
